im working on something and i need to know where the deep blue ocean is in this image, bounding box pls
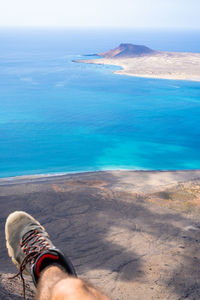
[0,28,200,178]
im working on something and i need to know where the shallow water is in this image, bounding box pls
[0,28,200,177]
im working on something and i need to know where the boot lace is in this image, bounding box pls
[9,229,50,299]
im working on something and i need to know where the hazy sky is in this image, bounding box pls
[0,0,199,29]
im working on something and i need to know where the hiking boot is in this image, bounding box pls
[5,211,76,288]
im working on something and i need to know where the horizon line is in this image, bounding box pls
[0,26,200,31]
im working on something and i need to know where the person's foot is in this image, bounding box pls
[5,211,76,286]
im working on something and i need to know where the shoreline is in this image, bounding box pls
[1,169,200,186]
[76,51,200,82]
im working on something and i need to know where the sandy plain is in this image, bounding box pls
[78,52,200,81]
[1,170,200,299]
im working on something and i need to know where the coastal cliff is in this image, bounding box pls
[1,171,200,299]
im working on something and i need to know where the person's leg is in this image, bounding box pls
[5,211,110,300]
[36,265,109,300]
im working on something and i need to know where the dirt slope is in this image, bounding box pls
[1,170,200,299]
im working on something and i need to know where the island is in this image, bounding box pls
[75,43,200,81]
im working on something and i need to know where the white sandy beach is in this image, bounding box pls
[78,51,200,81]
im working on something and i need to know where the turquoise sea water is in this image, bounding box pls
[0,28,200,178]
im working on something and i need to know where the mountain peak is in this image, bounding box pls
[99,43,157,58]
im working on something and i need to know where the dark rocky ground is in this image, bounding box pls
[1,170,200,299]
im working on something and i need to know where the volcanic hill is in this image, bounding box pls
[98,43,157,58]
